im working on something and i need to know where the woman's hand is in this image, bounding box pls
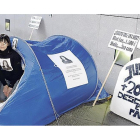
[3,85,12,97]
[6,87,13,97]
[3,85,8,96]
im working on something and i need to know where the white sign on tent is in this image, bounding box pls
[12,38,18,50]
[110,58,140,125]
[48,50,88,89]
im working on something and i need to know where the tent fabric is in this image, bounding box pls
[0,35,109,125]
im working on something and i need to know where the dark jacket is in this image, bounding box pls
[0,48,23,88]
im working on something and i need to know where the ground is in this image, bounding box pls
[49,98,137,126]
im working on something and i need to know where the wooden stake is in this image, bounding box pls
[92,50,120,106]
[29,28,34,40]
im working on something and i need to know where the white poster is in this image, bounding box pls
[28,16,42,29]
[108,30,140,55]
[110,58,140,125]
[48,50,88,89]
[12,38,18,50]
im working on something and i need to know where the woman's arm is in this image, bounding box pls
[0,66,7,86]
[9,52,23,88]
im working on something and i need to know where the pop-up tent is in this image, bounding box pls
[0,35,109,125]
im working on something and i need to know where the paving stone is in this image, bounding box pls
[103,100,138,125]
[49,98,139,126]
[103,111,137,125]
[49,100,109,125]
[50,114,101,126]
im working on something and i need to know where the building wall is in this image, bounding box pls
[0,14,140,95]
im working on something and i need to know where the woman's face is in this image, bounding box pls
[0,40,8,51]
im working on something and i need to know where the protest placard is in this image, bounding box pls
[108,30,140,55]
[92,30,140,106]
[28,16,42,40]
[110,58,140,125]
[28,16,42,29]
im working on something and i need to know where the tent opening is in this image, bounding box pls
[0,49,25,103]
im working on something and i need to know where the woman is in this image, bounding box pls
[0,34,23,101]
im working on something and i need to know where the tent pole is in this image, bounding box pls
[26,42,60,125]
[92,50,120,106]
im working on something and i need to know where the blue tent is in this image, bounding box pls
[0,35,109,125]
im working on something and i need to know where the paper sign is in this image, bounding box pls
[28,16,42,29]
[12,38,18,50]
[110,58,140,125]
[48,50,88,89]
[137,41,140,49]
[108,30,140,55]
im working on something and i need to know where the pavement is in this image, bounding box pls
[49,97,138,126]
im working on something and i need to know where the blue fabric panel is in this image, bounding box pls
[25,40,41,46]
[86,80,109,102]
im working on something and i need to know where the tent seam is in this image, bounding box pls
[24,40,60,125]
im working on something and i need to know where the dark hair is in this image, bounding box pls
[0,34,12,50]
